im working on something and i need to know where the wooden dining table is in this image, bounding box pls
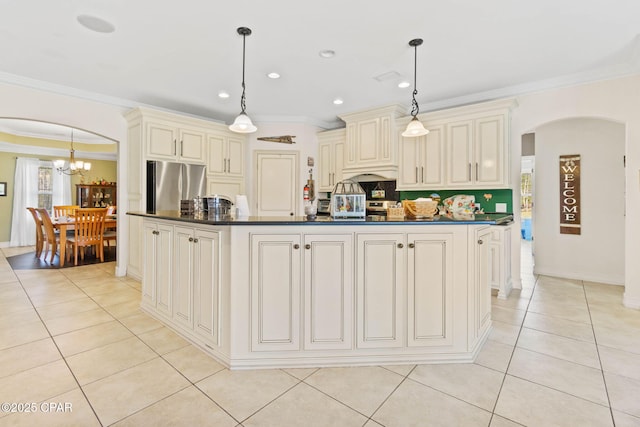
[53,216,117,267]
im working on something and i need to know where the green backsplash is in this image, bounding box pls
[399,189,513,213]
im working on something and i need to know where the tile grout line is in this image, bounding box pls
[487,254,540,426]
[582,280,617,426]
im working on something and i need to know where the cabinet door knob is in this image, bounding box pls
[408,243,415,248]
[193,238,199,243]
[293,244,300,250]
[305,244,311,250]
[397,243,404,249]
[188,237,194,242]
[478,239,484,245]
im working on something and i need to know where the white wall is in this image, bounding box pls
[534,118,625,284]
[510,74,640,308]
[0,82,130,276]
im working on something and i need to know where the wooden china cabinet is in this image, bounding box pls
[76,183,117,208]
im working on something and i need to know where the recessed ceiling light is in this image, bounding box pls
[319,49,336,59]
[76,15,115,33]
[218,91,230,99]
[333,98,344,105]
[398,81,411,88]
[267,72,280,79]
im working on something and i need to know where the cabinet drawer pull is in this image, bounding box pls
[305,244,311,250]
[293,244,300,249]
[408,243,415,248]
[397,243,404,249]
[477,239,484,245]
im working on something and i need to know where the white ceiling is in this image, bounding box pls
[1,0,639,133]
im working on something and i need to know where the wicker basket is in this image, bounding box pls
[402,199,438,218]
[386,206,405,220]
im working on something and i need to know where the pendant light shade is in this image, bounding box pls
[229,27,257,134]
[402,38,429,138]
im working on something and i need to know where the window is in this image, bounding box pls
[38,165,54,213]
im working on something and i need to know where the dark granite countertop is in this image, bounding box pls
[128,211,514,226]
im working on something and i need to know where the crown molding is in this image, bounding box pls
[0,141,117,161]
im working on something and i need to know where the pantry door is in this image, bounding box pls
[254,151,299,216]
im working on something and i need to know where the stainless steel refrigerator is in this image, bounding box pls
[146,161,207,213]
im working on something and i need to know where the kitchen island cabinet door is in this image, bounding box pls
[193,228,221,346]
[356,233,404,349]
[173,226,195,328]
[142,221,173,316]
[470,226,493,342]
[407,233,454,347]
[303,234,353,350]
[250,234,301,352]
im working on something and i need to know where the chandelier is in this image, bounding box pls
[53,129,92,175]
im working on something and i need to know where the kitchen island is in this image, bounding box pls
[129,211,512,369]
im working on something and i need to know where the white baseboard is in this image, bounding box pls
[533,267,624,286]
[0,241,10,248]
[623,293,640,310]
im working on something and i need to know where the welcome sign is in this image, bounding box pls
[559,155,581,235]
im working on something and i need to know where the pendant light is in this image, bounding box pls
[402,38,429,137]
[229,27,257,134]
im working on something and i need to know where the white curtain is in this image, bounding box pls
[9,157,40,247]
[9,158,71,247]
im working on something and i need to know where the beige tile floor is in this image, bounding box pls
[1,242,640,426]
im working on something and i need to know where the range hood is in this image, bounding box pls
[343,172,397,182]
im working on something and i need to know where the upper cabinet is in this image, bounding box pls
[397,99,516,190]
[339,105,405,179]
[397,125,445,189]
[146,120,206,164]
[446,114,506,188]
[317,129,345,192]
[207,133,244,179]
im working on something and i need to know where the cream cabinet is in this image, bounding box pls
[356,233,405,349]
[446,114,507,188]
[250,234,302,352]
[397,125,446,190]
[489,224,513,300]
[142,221,174,317]
[250,232,354,352]
[303,234,353,350]
[406,232,455,347]
[207,133,244,178]
[146,120,206,164]
[142,219,223,350]
[173,225,222,345]
[339,105,404,178]
[207,178,245,203]
[470,226,493,342]
[317,129,345,192]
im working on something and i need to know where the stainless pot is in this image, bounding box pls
[204,195,233,216]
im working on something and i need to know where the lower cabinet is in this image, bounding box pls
[489,224,513,299]
[356,233,404,349]
[142,220,222,349]
[471,226,493,342]
[250,233,354,352]
[142,221,173,316]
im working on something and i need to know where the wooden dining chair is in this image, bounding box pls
[37,208,65,264]
[103,206,117,251]
[26,207,44,258]
[67,208,107,265]
[53,205,80,218]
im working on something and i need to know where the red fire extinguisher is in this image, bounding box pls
[303,184,310,201]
